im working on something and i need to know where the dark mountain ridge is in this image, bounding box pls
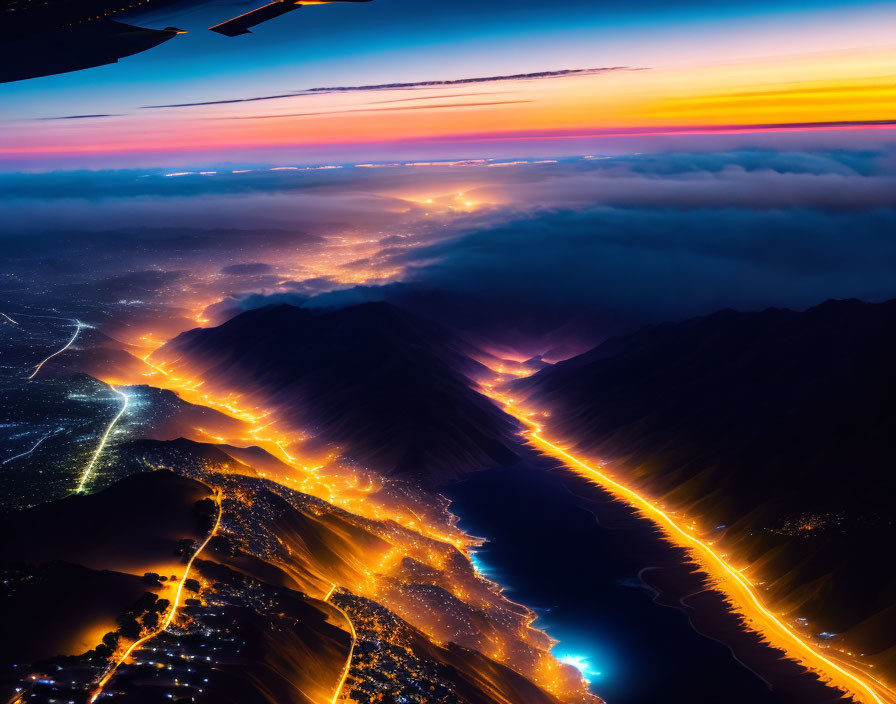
[515,297,896,672]
[154,302,518,481]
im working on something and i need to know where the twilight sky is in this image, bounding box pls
[2,0,894,354]
[1,0,894,168]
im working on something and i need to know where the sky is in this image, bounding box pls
[1,0,894,355]
[1,0,894,168]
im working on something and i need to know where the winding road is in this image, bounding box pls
[75,386,129,494]
[489,390,896,704]
[1,427,63,466]
[324,584,358,704]
[28,320,82,380]
[89,487,223,703]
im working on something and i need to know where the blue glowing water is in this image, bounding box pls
[447,457,810,704]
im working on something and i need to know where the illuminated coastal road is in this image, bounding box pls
[27,319,82,379]
[486,390,896,704]
[89,487,223,703]
[75,385,129,494]
[325,584,358,704]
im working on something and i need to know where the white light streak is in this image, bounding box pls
[28,321,82,380]
[1,428,63,466]
[75,386,129,494]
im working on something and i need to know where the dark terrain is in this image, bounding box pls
[515,298,896,673]
[155,302,519,481]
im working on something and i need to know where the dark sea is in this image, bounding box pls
[446,456,841,704]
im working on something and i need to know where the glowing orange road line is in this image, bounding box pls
[89,489,223,703]
[5,690,25,704]
[28,321,81,379]
[75,386,129,494]
[131,354,473,550]
[324,584,357,704]
[1,311,19,325]
[496,398,893,704]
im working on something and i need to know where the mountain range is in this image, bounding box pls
[515,298,896,672]
[153,302,518,481]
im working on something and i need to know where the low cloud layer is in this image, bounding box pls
[2,146,895,351]
[403,206,896,315]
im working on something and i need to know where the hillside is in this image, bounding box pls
[515,298,896,671]
[152,302,519,481]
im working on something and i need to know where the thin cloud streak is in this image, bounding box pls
[36,114,123,121]
[397,120,896,144]
[369,92,509,105]
[140,67,634,109]
[223,100,535,120]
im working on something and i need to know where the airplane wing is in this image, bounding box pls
[0,20,183,83]
[209,0,371,37]
[209,0,302,36]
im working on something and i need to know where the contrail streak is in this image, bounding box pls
[1,428,63,466]
[75,386,129,494]
[28,321,81,379]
